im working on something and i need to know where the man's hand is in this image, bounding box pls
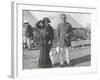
[65,34,68,37]
[65,32,72,38]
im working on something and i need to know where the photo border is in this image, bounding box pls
[11,2,97,78]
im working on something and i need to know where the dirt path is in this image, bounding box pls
[23,46,91,69]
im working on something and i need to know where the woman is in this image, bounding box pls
[35,17,54,68]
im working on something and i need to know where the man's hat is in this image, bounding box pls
[24,20,29,24]
[24,22,29,24]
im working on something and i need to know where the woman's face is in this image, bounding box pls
[44,21,48,26]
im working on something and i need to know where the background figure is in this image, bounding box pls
[58,14,73,66]
[24,22,33,50]
[35,17,54,68]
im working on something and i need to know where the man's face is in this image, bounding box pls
[60,15,66,22]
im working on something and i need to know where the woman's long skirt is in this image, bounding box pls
[38,43,52,68]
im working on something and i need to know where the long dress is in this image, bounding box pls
[38,25,54,68]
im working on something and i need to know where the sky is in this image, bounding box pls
[24,11,91,29]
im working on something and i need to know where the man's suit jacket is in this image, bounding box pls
[58,22,72,47]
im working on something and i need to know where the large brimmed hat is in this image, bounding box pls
[42,17,51,23]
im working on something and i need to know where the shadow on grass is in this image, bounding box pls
[70,54,91,66]
[54,54,91,67]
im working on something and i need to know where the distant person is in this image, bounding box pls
[57,14,73,66]
[24,22,33,49]
[35,17,54,68]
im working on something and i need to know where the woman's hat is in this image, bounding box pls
[42,17,51,23]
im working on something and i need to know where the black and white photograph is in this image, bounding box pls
[22,10,91,69]
[0,0,99,80]
[11,2,97,78]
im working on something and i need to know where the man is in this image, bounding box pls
[58,14,73,66]
[24,22,33,50]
